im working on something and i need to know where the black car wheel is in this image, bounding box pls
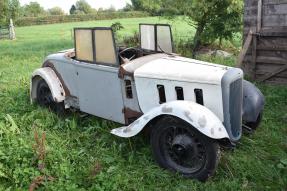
[36,79,65,115]
[244,112,263,131]
[150,116,220,182]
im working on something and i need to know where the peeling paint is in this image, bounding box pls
[31,67,66,103]
[123,126,132,133]
[188,104,194,111]
[111,101,229,140]
[210,128,215,135]
[123,119,140,133]
[113,127,124,133]
[184,110,193,122]
[198,115,207,128]
[143,116,150,121]
[162,105,173,113]
[132,120,140,125]
[42,60,71,96]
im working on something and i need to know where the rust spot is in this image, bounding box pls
[184,110,193,122]
[210,128,215,135]
[118,65,134,79]
[64,51,75,58]
[162,105,173,113]
[122,107,143,125]
[198,116,207,128]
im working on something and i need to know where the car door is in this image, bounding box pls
[73,27,125,124]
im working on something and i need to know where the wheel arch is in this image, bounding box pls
[31,67,66,103]
[111,101,230,140]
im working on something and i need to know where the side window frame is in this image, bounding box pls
[139,23,174,53]
[74,27,119,67]
[74,28,94,63]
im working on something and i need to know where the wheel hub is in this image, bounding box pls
[171,134,196,158]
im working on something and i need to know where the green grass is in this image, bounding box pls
[0,16,286,190]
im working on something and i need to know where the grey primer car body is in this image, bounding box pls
[30,24,265,181]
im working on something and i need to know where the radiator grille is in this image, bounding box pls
[229,79,243,138]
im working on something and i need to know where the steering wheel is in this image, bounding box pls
[119,47,139,63]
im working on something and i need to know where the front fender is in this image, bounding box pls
[242,80,265,123]
[111,101,229,140]
[31,67,66,103]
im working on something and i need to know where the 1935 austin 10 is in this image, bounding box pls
[30,24,265,181]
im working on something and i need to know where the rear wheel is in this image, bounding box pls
[36,79,65,115]
[150,116,220,182]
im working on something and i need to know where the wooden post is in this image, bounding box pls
[251,0,262,80]
[251,35,257,80]
[236,30,253,68]
[9,19,16,40]
[257,0,262,32]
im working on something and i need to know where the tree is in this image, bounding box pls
[98,7,104,12]
[70,4,76,15]
[106,5,116,12]
[48,6,65,15]
[75,0,92,14]
[130,0,143,11]
[8,0,20,20]
[22,2,46,17]
[74,10,85,15]
[0,0,9,25]
[139,0,243,57]
[122,3,134,12]
[0,0,20,25]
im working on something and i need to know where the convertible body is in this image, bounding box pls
[30,24,265,181]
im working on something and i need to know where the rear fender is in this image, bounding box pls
[111,101,229,140]
[31,67,66,103]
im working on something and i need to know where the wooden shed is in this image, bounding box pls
[239,0,287,85]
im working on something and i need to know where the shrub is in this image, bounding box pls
[15,11,149,26]
[123,31,140,47]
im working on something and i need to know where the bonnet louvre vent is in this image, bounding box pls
[157,85,166,104]
[175,87,184,100]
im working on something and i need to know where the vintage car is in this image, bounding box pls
[30,24,264,181]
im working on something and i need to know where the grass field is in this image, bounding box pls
[0,17,286,190]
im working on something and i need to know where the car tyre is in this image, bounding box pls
[150,116,220,182]
[244,112,263,131]
[36,79,65,115]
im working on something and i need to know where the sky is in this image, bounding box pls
[19,0,132,13]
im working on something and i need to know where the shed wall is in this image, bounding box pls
[243,0,287,84]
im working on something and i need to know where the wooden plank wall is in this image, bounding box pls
[243,0,287,84]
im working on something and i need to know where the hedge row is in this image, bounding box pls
[15,11,149,27]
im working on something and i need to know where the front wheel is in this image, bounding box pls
[36,79,65,115]
[150,116,220,182]
[244,112,263,131]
